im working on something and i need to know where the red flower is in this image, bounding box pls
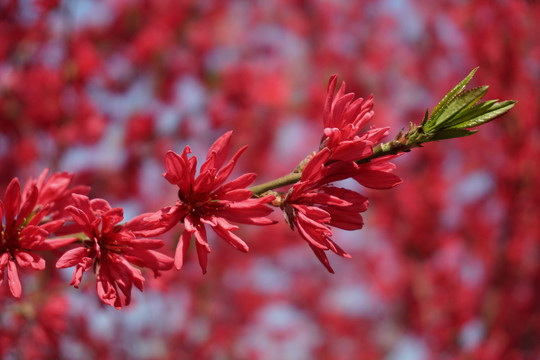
[281,149,369,273]
[159,131,275,273]
[0,178,68,298]
[22,168,90,221]
[321,75,376,162]
[319,75,402,189]
[56,194,173,309]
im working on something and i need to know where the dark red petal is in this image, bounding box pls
[96,271,117,307]
[193,223,210,252]
[295,211,331,250]
[323,207,364,231]
[323,75,338,128]
[4,178,21,228]
[308,244,335,274]
[125,238,165,250]
[15,251,45,270]
[65,206,94,237]
[174,230,192,270]
[127,208,181,237]
[214,145,249,188]
[115,255,145,291]
[353,170,403,189]
[164,148,189,185]
[217,189,253,201]
[56,247,92,268]
[0,253,9,269]
[7,260,22,298]
[331,140,373,162]
[123,248,173,276]
[327,238,352,259]
[37,236,79,250]
[16,185,38,229]
[206,130,232,170]
[38,219,65,234]
[71,194,96,222]
[300,192,352,207]
[90,198,112,213]
[330,92,355,129]
[301,148,331,183]
[195,241,209,274]
[216,173,257,194]
[219,196,276,225]
[209,217,249,253]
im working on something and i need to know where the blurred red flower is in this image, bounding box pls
[56,194,173,308]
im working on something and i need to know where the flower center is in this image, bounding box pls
[0,226,22,259]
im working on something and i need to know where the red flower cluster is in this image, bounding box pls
[157,131,275,273]
[0,0,535,358]
[279,76,402,272]
[0,171,86,298]
[56,195,173,309]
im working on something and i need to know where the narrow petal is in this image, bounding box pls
[65,206,94,237]
[174,230,192,270]
[309,244,335,274]
[35,236,78,250]
[216,173,257,194]
[323,75,338,128]
[38,219,65,234]
[214,145,249,188]
[70,258,93,288]
[331,93,355,129]
[295,212,331,250]
[15,251,45,270]
[353,170,403,189]
[127,208,181,237]
[301,148,331,183]
[0,253,9,268]
[216,189,252,201]
[96,270,118,307]
[163,148,190,186]
[123,248,174,276]
[15,185,38,229]
[210,218,249,253]
[195,241,209,274]
[125,238,165,250]
[4,178,21,228]
[70,194,96,223]
[323,207,365,230]
[185,215,210,252]
[56,247,92,268]
[7,260,22,298]
[331,140,373,162]
[220,196,276,225]
[206,130,232,170]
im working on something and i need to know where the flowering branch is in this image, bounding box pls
[250,68,516,197]
[0,67,517,304]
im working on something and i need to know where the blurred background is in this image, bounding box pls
[0,0,539,359]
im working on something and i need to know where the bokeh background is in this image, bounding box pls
[1,0,539,359]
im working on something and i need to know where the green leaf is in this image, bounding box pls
[430,67,479,121]
[441,100,498,129]
[450,100,516,129]
[420,108,430,127]
[429,128,478,141]
[429,86,488,129]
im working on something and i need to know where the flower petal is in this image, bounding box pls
[174,230,192,270]
[7,260,22,298]
[56,247,92,268]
